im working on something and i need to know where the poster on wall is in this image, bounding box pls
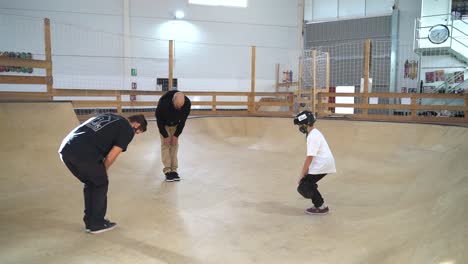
[425,71,435,83]
[445,72,455,84]
[435,70,445,81]
[404,60,418,80]
[454,71,464,83]
[130,82,137,102]
[452,0,468,20]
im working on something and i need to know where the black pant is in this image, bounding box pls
[61,154,109,228]
[297,173,327,207]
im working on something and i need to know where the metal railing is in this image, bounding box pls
[414,14,468,63]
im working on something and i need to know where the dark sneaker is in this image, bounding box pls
[305,206,329,215]
[165,172,176,182]
[89,220,117,234]
[172,171,180,181]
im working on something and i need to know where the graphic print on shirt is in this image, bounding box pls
[85,115,120,132]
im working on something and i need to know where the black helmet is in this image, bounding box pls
[294,110,316,126]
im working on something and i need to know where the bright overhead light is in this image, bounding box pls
[174,10,185,19]
[189,0,247,8]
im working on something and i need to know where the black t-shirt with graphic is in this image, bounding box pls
[60,114,135,161]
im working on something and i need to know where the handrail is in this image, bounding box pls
[451,25,468,38]
[449,79,468,92]
[451,37,468,50]
[435,69,468,92]
[419,13,468,25]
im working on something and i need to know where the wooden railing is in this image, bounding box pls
[317,92,468,124]
[1,18,467,125]
[0,18,53,99]
[49,88,294,120]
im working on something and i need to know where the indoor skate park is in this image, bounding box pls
[1,1,468,264]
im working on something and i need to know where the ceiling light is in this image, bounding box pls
[175,10,185,19]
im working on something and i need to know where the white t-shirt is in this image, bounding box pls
[307,128,336,174]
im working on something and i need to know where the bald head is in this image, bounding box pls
[173,92,186,110]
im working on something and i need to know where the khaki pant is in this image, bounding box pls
[160,125,179,174]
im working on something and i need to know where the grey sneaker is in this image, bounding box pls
[305,206,329,215]
[88,220,117,234]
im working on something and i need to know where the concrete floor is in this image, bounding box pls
[1,102,467,264]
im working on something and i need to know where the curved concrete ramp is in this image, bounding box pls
[0,103,467,264]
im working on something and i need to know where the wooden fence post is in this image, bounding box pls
[212,95,217,112]
[117,94,122,114]
[465,94,468,123]
[312,49,316,114]
[250,46,256,113]
[44,18,53,100]
[362,39,371,115]
[411,94,417,118]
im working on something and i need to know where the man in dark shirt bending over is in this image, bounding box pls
[59,114,147,234]
[155,90,191,182]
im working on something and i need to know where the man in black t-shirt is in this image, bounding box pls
[155,90,191,182]
[59,114,147,234]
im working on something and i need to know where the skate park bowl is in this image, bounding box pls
[0,101,467,264]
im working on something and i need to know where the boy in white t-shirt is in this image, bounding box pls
[294,111,336,215]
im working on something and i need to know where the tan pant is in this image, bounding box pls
[160,125,179,174]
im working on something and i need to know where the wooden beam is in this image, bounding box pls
[190,110,249,116]
[288,93,294,113]
[321,103,465,111]
[185,91,250,96]
[317,92,323,114]
[169,40,174,91]
[121,101,157,107]
[251,111,292,117]
[44,18,53,99]
[190,101,215,106]
[350,114,466,124]
[53,89,291,98]
[325,52,330,91]
[191,101,248,106]
[255,92,292,96]
[318,92,466,100]
[0,76,47,85]
[0,92,52,101]
[465,95,468,123]
[275,64,280,92]
[53,88,120,97]
[277,82,300,88]
[250,46,256,113]
[410,95,417,117]
[362,39,371,115]
[255,101,290,106]
[71,101,119,107]
[312,49,316,113]
[0,57,51,69]
[117,94,122,114]
[121,90,164,96]
[298,57,303,99]
[212,95,216,112]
